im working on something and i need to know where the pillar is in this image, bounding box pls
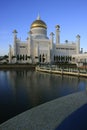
[76,34,80,54]
[55,25,60,45]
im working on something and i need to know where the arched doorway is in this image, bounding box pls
[39,54,41,62]
[42,54,45,63]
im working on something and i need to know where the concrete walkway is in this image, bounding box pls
[0,91,87,130]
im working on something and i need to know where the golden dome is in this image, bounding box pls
[31,19,47,29]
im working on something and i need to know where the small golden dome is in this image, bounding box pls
[31,19,47,29]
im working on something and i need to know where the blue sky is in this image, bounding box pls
[0,0,87,55]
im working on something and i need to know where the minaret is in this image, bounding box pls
[50,32,54,49]
[27,31,32,57]
[76,34,80,54]
[12,29,18,56]
[50,32,54,63]
[13,29,17,41]
[55,25,60,45]
[9,45,12,63]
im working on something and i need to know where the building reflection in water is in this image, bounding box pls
[7,70,87,106]
[0,70,87,123]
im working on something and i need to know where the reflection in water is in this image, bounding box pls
[0,70,87,124]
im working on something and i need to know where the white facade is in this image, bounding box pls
[9,15,81,64]
[72,53,87,66]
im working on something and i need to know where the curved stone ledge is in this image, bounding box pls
[0,91,87,130]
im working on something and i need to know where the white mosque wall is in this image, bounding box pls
[8,16,83,64]
[16,43,28,55]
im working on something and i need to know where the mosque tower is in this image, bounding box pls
[50,32,54,49]
[55,25,60,45]
[76,34,80,54]
[12,29,18,56]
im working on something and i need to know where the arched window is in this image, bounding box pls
[39,54,41,62]
[26,55,27,60]
[42,54,45,62]
[23,55,24,60]
[17,55,19,60]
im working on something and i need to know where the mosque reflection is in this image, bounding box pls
[0,70,87,123]
[7,70,87,108]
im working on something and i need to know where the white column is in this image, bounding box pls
[27,32,31,57]
[55,25,60,45]
[50,32,54,49]
[28,31,33,63]
[12,30,18,56]
[76,34,80,54]
[47,45,50,63]
[9,45,12,63]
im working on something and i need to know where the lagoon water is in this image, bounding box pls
[0,70,87,124]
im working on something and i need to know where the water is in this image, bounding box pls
[0,70,87,124]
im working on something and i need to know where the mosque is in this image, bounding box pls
[9,14,84,65]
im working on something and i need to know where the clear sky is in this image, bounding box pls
[0,0,87,55]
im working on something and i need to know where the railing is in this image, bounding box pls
[36,65,87,77]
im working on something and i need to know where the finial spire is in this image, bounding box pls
[12,29,18,33]
[37,13,41,20]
